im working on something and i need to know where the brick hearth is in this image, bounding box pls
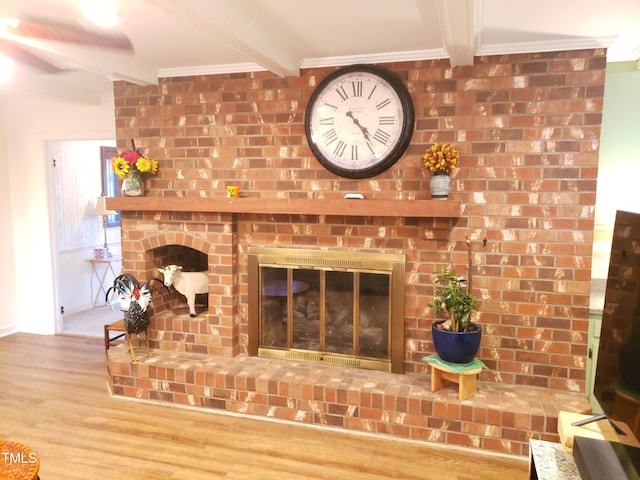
[108,311,590,457]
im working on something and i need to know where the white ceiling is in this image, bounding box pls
[1,0,639,105]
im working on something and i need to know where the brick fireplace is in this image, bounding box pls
[106,49,604,455]
[107,198,456,366]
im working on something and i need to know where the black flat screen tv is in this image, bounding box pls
[592,210,640,427]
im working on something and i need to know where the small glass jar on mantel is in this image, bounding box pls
[121,169,145,197]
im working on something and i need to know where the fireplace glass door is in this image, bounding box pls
[249,248,405,373]
[260,266,390,359]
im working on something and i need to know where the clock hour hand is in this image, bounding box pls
[346,111,371,141]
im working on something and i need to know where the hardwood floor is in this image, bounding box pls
[0,333,529,479]
[62,305,121,337]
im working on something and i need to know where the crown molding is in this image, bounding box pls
[158,36,624,80]
[476,35,617,57]
[301,49,449,69]
[159,63,267,78]
[159,49,449,78]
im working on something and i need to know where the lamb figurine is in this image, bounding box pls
[158,265,208,317]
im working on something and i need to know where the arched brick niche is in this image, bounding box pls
[121,217,241,357]
[148,244,208,314]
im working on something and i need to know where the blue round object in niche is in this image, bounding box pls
[431,320,482,364]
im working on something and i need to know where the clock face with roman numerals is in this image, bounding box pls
[305,64,414,179]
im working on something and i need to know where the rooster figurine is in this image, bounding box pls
[106,274,165,363]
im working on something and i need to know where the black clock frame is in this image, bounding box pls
[304,64,415,179]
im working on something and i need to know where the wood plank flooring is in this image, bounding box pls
[0,333,529,479]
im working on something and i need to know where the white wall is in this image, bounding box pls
[0,102,18,336]
[596,63,640,232]
[0,95,115,335]
[591,62,640,305]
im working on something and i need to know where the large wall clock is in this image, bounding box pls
[305,64,415,179]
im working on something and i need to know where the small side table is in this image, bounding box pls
[86,256,121,307]
[0,440,40,479]
[529,439,581,480]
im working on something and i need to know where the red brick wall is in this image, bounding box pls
[114,49,605,392]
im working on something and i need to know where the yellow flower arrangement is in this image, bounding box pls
[422,143,459,173]
[111,140,159,179]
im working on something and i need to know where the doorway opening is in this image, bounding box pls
[47,139,122,337]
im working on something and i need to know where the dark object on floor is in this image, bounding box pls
[573,435,640,480]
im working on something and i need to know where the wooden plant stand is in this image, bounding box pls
[422,355,484,400]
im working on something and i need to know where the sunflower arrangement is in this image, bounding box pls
[422,143,459,173]
[111,140,159,179]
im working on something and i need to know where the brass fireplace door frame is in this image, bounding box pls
[247,247,406,373]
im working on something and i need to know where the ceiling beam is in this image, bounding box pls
[145,0,301,77]
[434,0,476,67]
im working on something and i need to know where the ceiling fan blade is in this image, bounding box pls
[6,16,133,51]
[0,39,64,74]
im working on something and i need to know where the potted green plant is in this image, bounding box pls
[428,266,481,364]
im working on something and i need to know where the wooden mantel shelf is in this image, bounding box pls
[105,197,461,218]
